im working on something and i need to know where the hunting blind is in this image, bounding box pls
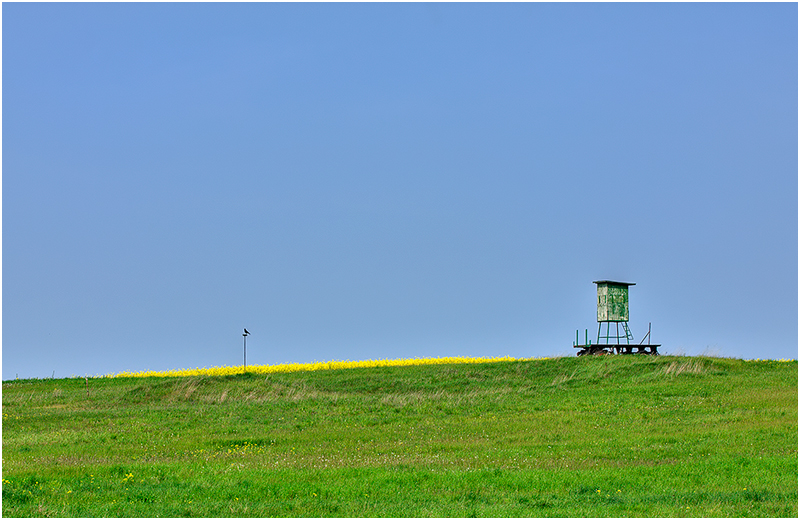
[573,280,659,356]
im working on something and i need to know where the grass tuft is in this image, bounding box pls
[661,359,708,376]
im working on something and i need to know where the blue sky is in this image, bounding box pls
[3,2,797,380]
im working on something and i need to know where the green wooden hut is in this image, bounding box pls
[594,280,635,322]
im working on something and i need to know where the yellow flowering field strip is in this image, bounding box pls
[109,355,547,378]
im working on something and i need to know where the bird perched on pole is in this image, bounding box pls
[244,328,250,335]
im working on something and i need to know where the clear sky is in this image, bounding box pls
[3,2,797,380]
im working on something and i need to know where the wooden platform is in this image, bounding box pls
[574,344,660,356]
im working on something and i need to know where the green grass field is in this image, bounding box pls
[2,355,797,517]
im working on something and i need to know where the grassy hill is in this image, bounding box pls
[2,355,797,517]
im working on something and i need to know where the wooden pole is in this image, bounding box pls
[243,333,247,373]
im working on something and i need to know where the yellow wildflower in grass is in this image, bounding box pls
[110,355,547,378]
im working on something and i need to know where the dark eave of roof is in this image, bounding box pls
[593,280,636,286]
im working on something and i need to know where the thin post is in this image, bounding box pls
[242,329,251,374]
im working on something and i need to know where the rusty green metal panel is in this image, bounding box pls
[594,281,634,322]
